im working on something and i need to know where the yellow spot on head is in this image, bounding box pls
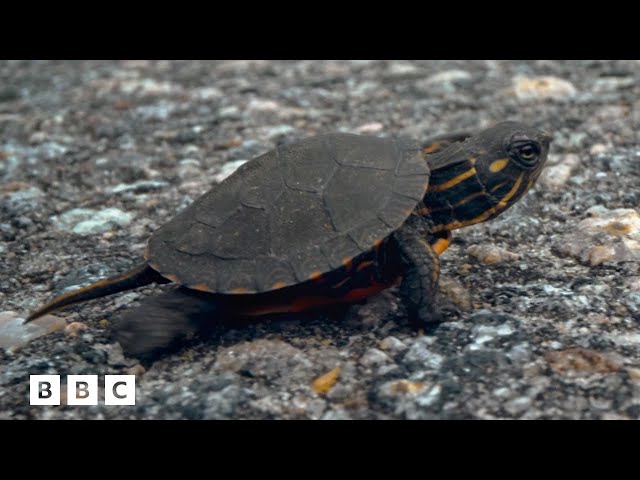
[191,283,213,292]
[271,281,287,290]
[489,158,509,173]
[312,367,341,395]
[309,271,323,280]
[428,167,476,193]
[229,287,254,294]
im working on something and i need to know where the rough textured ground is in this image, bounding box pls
[1,60,639,419]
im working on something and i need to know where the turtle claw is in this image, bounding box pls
[407,304,444,331]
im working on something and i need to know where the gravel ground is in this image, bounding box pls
[1,60,639,419]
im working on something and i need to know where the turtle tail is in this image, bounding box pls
[25,262,168,322]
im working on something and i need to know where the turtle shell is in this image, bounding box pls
[145,133,429,294]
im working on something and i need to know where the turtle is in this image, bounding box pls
[26,121,551,358]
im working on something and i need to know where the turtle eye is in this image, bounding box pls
[519,145,536,159]
[508,140,540,168]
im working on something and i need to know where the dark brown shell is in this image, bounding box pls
[145,133,429,293]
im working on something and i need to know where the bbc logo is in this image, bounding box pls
[30,375,136,406]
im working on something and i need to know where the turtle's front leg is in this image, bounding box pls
[394,216,443,329]
[113,287,222,359]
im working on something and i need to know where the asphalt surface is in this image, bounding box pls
[1,60,639,419]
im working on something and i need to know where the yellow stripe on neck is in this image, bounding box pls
[431,173,524,232]
[427,167,476,193]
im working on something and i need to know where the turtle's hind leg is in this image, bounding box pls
[113,287,223,359]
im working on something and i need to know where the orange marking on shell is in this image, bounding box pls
[191,283,213,292]
[271,281,287,290]
[309,271,323,280]
[373,239,383,249]
[163,273,179,283]
[229,287,254,294]
[342,258,353,270]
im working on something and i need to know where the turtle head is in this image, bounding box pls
[422,121,551,232]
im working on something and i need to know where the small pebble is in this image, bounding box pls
[388,62,418,76]
[359,348,391,368]
[312,367,341,395]
[403,337,444,371]
[590,143,608,156]
[379,379,428,397]
[546,348,623,376]
[438,277,472,311]
[467,244,520,265]
[214,160,247,182]
[355,122,384,135]
[539,154,580,191]
[0,311,66,352]
[52,207,134,236]
[379,336,408,354]
[425,69,472,85]
[126,364,146,376]
[247,98,280,113]
[64,322,87,337]
[108,180,169,194]
[512,75,577,101]
[556,209,640,266]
